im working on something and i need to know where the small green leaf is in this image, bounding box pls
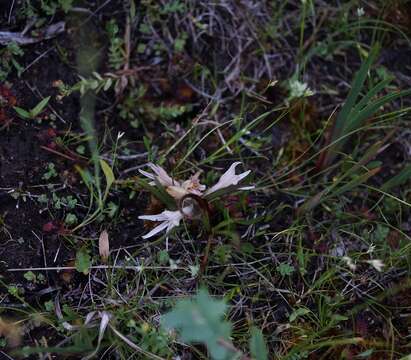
[65,213,78,225]
[23,271,37,282]
[277,263,295,276]
[137,43,146,54]
[75,165,95,191]
[130,0,136,19]
[100,159,115,199]
[250,327,268,360]
[289,307,310,322]
[59,0,73,12]
[44,300,54,312]
[30,96,51,117]
[76,145,86,155]
[13,106,31,119]
[382,164,411,191]
[75,248,91,275]
[331,314,348,323]
[162,289,232,360]
[7,285,19,297]
[103,78,112,91]
[157,250,170,265]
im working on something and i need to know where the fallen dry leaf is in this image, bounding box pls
[99,230,110,263]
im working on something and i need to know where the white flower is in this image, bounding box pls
[139,162,253,199]
[288,79,314,100]
[342,256,357,271]
[138,209,184,239]
[367,244,375,254]
[366,259,384,272]
[138,205,194,239]
[167,172,206,200]
[139,163,177,187]
[139,164,206,200]
[357,7,365,17]
[182,172,206,194]
[205,162,253,195]
[138,163,254,241]
[169,259,179,270]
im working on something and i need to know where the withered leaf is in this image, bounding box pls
[99,230,110,263]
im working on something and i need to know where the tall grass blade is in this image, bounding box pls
[321,45,379,167]
[381,164,411,192]
[331,167,380,197]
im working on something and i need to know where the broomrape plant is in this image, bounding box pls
[138,162,254,239]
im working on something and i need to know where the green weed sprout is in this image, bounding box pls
[162,288,268,360]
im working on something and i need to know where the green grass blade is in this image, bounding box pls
[348,77,393,124]
[300,166,381,214]
[199,108,278,167]
[322,45,380,167]
[331,45,380,139]
[381,164,411,192]
[332,167,380,197]
[346,89,411,134]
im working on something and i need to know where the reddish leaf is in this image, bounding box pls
[42,221,57,233]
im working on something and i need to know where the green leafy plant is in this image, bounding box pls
[278,262,295,276]
[162,288,268,360]
[289,307,311,323]
[75,247,91,275]
[23,271,37,282]
[42,162,58,180]
[249,327,269,360]
[65,213,78,225]
[162,289,232,360]
[59,0,73,12]
[318,45,411,169]
[56,72,115,98]
[70,44,118,232]
[106,19,125,70]
[300,45,411,213]
[0,42,24,81]
[39,0,74,15]
[14,96,51,120]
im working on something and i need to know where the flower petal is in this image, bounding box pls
[142,221,170,239]
[238,185,255,191]
[205,162,252,195]
[138,169,155,180]
[219,162,241,183]
[166,185,189,200]
[162,210,183,225]
[139,163,179,187]
[138,213,168,222]
[148,163,177,187]
[182,172,206,192]
[236,169,251,182]
[139,209,184,239]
